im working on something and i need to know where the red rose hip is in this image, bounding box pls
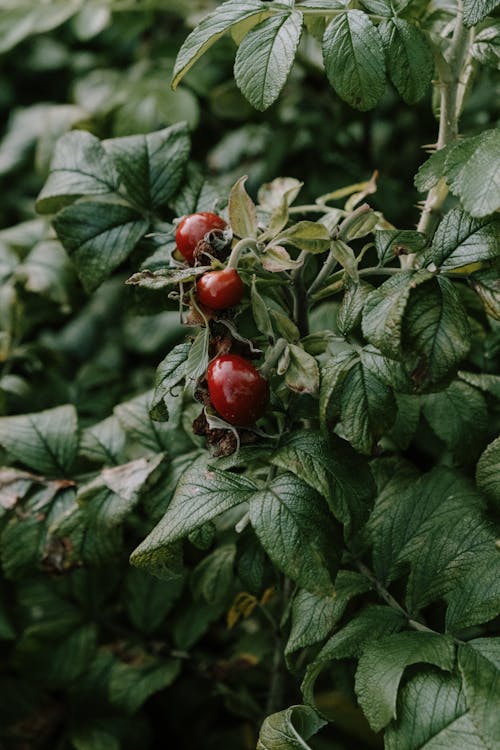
[175,212,227,265]
[196,268,244,310]
[207,354,269,426]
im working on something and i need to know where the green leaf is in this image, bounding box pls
[385,671,489,750]
[228,175,258,238]
[0,0,83,54]
[271,430,374,535]
[337,279,373,335]
[330,239,358,281]
[458,370,500,400]
[80,415,127,466]
[445,556,500,632]
[414,147,450,193]
[443,130,500,218]
[109,657,180,714]
[172,0,273,88]
[319,349,358,429]
[276,221,330,253]
[102,124,190,210]
[284,344,320,394]
[459,638,500,748]
[249,472,340,594]
[470,267,500,319]
[36,130,118,214]
[402,277,470,390]
[0,405,78,475]
[302,605,405,707]
[286,571,372,655]
[422,381,488,462]
[463,0,500,27]
[362,270,432,359]
[77,455,164,527]
[126,266,209,290]
[476,436,500,507]
[379,18,433,104]
[234,11,303,111]
[430,208,500,270]
[53,198,149,292]
[322,10,386,111]
[150,342,191,422]
[471,22,500,69]
[124,567,184,635]
[355,632,455,732]
[191,543,236,604]
[375,230,427,265]
[114,391,184,454]
[17,239,74,308]
[130,455,256,571]
[257,705,326,750]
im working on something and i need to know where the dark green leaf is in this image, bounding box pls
[375,230,427,265]
[234,11,303,111]
[458,638,500,748]
[430,208,500,270]
[322,10,386,111]
[444,130,500,218]
[379,19,434,104]
[257,705,326,750]
[109,657,180,714]
[150,342,191,422]
[476,436,500,507]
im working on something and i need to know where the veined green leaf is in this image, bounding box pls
[355,632,455,732]
[36,130,118,214]
[458,638,500,748]
[150,342,191,422]
[229,175,258,238]
[430,208,500,270]
[102,124,190,210]
[249,472,341,594]
[276,220,330,253]
[0,405,78,475]
[470,267,500,319]
[53,198,149,292]
[323,10,386,111]
[172,0,274,89]
[379,18,434,104]
[385,671,489,750]
[444,130,500,218]
[476,436,500,507]
[375,229,427,265]
[463,0,500,27]
[257,705,326,750]
[234,11,303,111]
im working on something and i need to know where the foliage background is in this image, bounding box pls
[0,1,499,749]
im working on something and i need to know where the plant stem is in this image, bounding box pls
[412,1,473,254]
[292,252,310,336]
[227,238,258,269]
[265,577,292,717]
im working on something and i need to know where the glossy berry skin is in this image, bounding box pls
[175,212,227,265]
[196,268,244,310]
[207,354,269,426]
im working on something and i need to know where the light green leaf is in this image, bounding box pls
[337,279,373,335]
[471,22,500,69]
[385,671,489,750]
[445,130,500,218]
[322,10,386,111]
[0,0,84,54]
[229,175,258,238]
[458,371,500,400]
[36,130,118,214]
[414,147,451,193]
[330,239,358,281]
[476,436,500,507]
[284,345,320,394]
[114,390,184,455]
[257,705,326,750]
[286,571,372,655]
[271,430,374,534]
[379,18,434,104]
[249,472,340,594]
[109,657,180,714]
[355,632,455,732]
[459,638,500,748]
[422,381,488,462]
[276,221,330,253]
[402,277,470,390]
[102,124,190,210]
[463,0,500,27]
[126,266,209,291]
[0,405,78,475]
[130,455,256,571]
[362,270,432,358]
[172,0,273,88]
[430,208,500,270]
[53,198,149,292]
[234,11,303,111]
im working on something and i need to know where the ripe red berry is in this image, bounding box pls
[207,354,269,426]
[175,212,227,265]
[196,268,244,310]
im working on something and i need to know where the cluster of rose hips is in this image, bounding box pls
[175,212,269,430]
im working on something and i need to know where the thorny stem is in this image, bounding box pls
[410,1,473,261]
